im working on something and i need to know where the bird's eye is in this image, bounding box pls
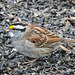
[31,41,36,43]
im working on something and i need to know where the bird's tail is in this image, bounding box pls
[60,37,75,43]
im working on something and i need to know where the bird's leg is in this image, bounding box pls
[24,57,38,64]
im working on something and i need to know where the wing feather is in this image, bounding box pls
[27,24,61,47]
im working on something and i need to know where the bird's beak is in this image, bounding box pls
[9,25,15,29]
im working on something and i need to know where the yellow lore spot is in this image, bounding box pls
[9,25,14,29]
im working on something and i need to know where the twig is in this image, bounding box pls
[59,45,71,53]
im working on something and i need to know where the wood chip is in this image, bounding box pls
[70,16,75,20]
[13,16,18,22]
[64,21,71,26]
[69,0,75,4]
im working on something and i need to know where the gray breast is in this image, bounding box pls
[9,30,38,57]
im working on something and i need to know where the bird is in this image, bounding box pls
[9,22,75,58]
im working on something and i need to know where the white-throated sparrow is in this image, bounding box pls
[9,22,75,58]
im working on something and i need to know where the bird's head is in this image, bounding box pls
[9,22,28,30]
[9,22,28,38]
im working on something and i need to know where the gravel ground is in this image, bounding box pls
[0,0,75,75]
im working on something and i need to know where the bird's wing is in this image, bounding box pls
[27,25,61,47]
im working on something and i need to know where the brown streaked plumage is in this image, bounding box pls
[10,22,75,58]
